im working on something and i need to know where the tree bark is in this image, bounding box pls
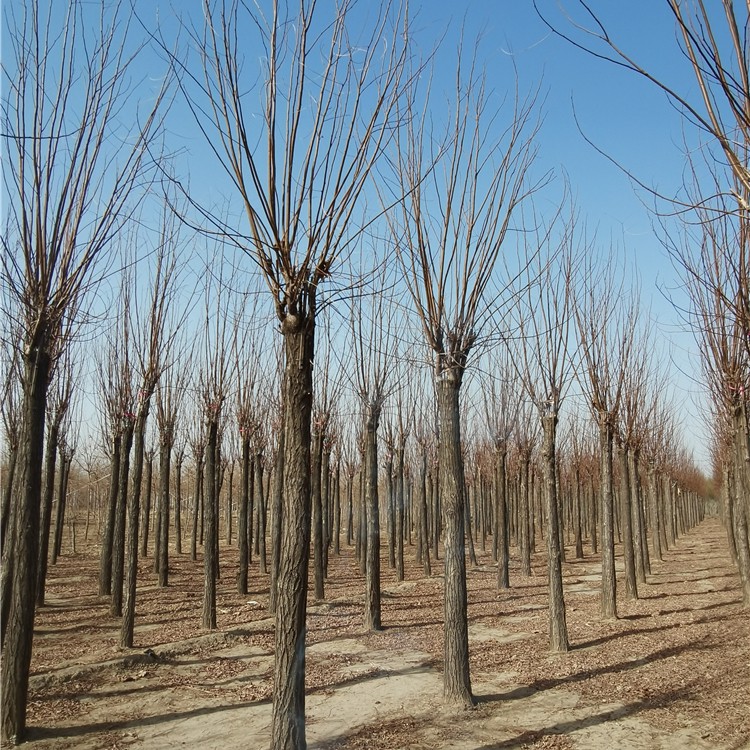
[1,346,51,744]
[111,420,135,617]
[256,451,267,575]
[395,441,405,582]
[51,449,71,563]
[618,441,638,601]
[99,433,122,595]
[203,418,219,630]
[157,438,171,587]
[0,438,18,554]
[271,318,315,750]
[238,435,251,594]
[269,428,284,615]
[437,372,474,707]
[122,404,151,648]
[175,453,183,556]
[363,405,382,630]
[541,413,568,652]
[598,414,617,620]
[312,428,325,600]
[36,421,59,606]
[495,443,509,589]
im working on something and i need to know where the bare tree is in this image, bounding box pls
[573,250,637,620]
[386,37,542,705]
[0,0,167,737]
[509,210,578,652]
[36,353,76,605]
[168,2,411,744]
[482,350,522,590]
[349,260,399,629]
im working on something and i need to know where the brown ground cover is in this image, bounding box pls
[21,516,750,749]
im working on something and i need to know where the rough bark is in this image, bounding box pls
[121,404,151,648]
[99,433,122,595]
[618,442,638,601]
[541,413,568,652]
[237,436,251,595]
[437,373,474,707]
[363,405,382,631]
[268,428,284,615]
[271,319,315,750]
[157,439,171,587]
[256,451,267,575]
[51,449,71,563]
[312,428,325,600]
[111,420,135,617]
[519,449,532,577]
[1,346,51,744]
[395,442,405,582]
[175,453,184,555]
[418,449,432,577]
[202,418,219,630]
[36,421,59,606]
[495,443,509,589]
[598,414,618,620]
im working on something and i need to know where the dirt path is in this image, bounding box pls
[23,517,750,749]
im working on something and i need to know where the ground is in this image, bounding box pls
[22,516,750,750]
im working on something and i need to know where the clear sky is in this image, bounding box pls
[134,0,720,471]
[2,0,716,472]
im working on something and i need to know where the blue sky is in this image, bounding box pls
[2,0,715,470]
[134,0,718,469]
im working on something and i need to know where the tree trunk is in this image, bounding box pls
[111,420,135,617]
[519,449,532,576]
[271,318,315,750]
[256,451,267,575]
[437,372,473,707]
[190,453,203,561]
[122,404,151,648]
[630,447,649,579]
[0,438,18,553]
[363,404,382,630]
[203,418,219,630]
[573,465,584,559]
[226,461,234,545]
[142,454,154,559]
[418,448,431,577]
[238,435,250,595]
[99,433,122,595]
[36,421,59,606]
[395,442,405,582]
[1,346,51,744]
[618,442,638,601]
[598,414,617,620]
[495,443,509,589]
[333,460,342,555]
[175,454,183,555]
[158,438,171,587]
[51,449,71,563]
[269,428,284,615]
[312,428,325,600]
[541,413,568,652]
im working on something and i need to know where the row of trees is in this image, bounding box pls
[2,1,747,748]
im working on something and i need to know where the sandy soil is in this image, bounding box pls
[22,516,750,750]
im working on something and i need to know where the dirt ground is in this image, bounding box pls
[22,516,750,749]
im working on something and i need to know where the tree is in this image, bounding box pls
[573,251,637,620]
[386,37,542,705]
[482,351,522,590]
[1,0,167,739]
[349,261,399,630]
[509,210,578,652]
[170,2,410,745]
